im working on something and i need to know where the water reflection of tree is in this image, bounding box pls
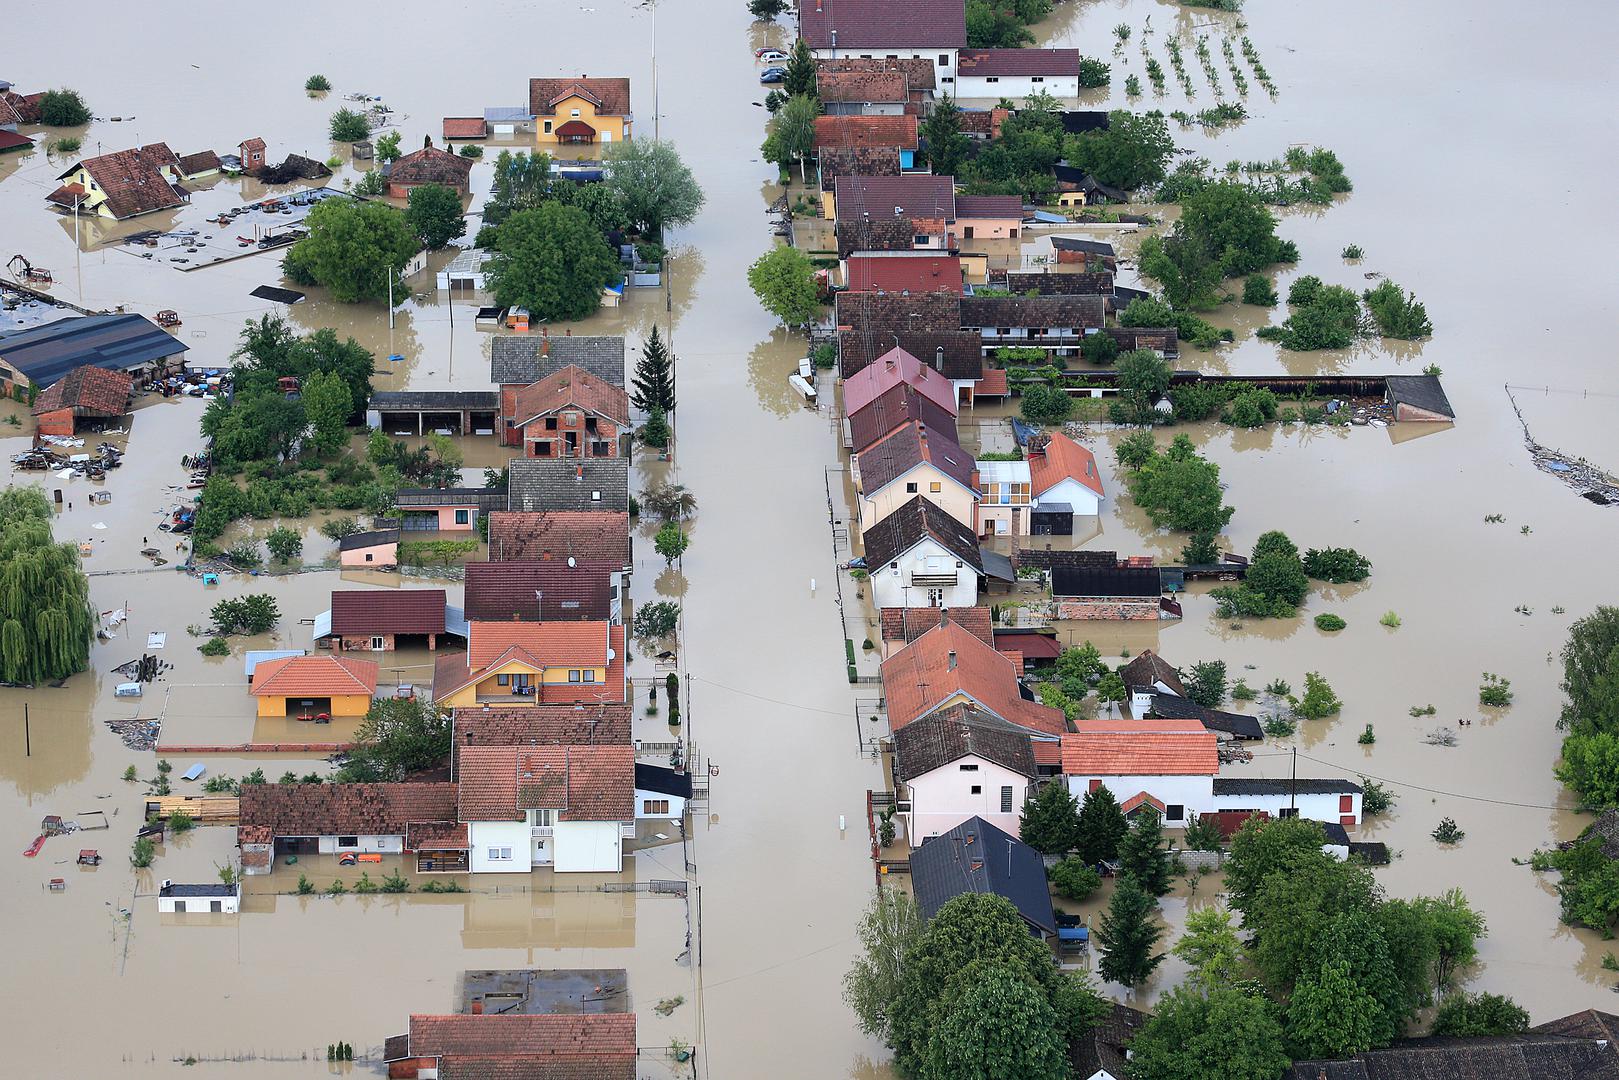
[746,329,808,418]
[0,691,93,798]
[654,565,688,600]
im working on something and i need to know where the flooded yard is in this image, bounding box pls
[1,0,1618,1076]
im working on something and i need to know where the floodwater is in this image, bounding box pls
[3,0,1619,1075]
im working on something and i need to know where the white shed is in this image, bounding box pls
[157,880,240,914]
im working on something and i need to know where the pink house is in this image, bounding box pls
[338,528,401,569]
[893,704,1041,847]
[954,195,1023,241]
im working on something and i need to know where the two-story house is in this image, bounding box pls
[863,495,983,610]
[980,431,1107,537]
[799,0,967,92]
[432,621,626,709]
[46,144,189,220]
[958,294,1107,360]
[852,419,977,531]
[509,364,631,459]
[459,744,635,873]
[491,334,625,446]
[894,704,1039,846]
[881,617,1067,736]
[528,77,632,145]
[813,115,922,171]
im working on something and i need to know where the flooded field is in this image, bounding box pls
[3,0,1619,1076]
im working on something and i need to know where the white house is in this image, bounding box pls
[1061,719,1219,828]
[460,745,635,874]
[956,48,1086,99]
[158,880,241,914]
[895,705,1040,845]
[799,0,966,90]
[1209,778,1364,829]
[864,495,983,609]
[634,762,692,821]
[1028,431,1105,517]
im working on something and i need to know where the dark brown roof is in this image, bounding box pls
[528,78,631,118]
[959,294,1105,330]
[856,421,976,497]
[30,364,132,417]
[799,0,967,49]
[240,783,458,838]
[958,48,1082,77]
[954,195,1022,219]
[835,214,923,257]
[862,494,982,571]
[813,115,919,151]
[409,1013,636,1059]
[1070,1003,1148,1080]
[406,821,469,851]
[894,703,1036,781]
[390,144,473,188]
[486,511,630,567]
[1286,1033,1619,1080]
[881,606,993,646]
[834,175,956,225]
[0,90,43,125]
[817,70,909,104]
[1102,326,1179,357]
[1002,271,1115,296]
[453,705,632,767]
[1533,1010,1619,1043]
[816,57,936,92]
[817,146,902,192]
[957,108,1009,138]
[66,144,186,219]
[1119,649,1187,696]
[463,560,613,622]
[329,589,447,636]
[838,329,982,381]
[836,289,961,333]
[848,382,959,453]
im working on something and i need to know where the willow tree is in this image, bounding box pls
[0,487,94,685]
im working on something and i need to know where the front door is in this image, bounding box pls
[963,226,974,239]
[533,836,551,864]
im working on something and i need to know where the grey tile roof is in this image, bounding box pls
[894,705,1035,782]
[491,336,625,387]
[370,390,499,411]
[959,294,1106,330]
[862,495,983,572]
[910,816,1055,935]
[507,459,630,513]
[1213,778,1362,796]
[1285,1033,1619,1080]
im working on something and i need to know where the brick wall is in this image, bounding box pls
[35,408,74,437]
[337,634,394,652]
[1054,599,1159,621]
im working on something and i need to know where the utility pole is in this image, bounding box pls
[23,701,30,757]
[1289,745,1297,814]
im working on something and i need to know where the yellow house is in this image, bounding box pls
[249,655,378,718]
[528,78,632,145]
[46,143,187,221]
[433,621,626,709]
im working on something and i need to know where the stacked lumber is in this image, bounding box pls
[143,796,240,825]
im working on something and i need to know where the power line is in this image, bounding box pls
[686,673,851,718]
[1293,751,1573,811]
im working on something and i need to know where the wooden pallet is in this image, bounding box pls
[143,796,240,825]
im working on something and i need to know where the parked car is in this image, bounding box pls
[759,67,787,84]
[757,49,789,63]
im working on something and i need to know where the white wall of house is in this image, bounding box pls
[469,820,531,873]
[856,465,976,531]
[318,833,403,855]
[905,754,1032,846]
[1209,789,1363,827]
[956,74,1080,98]
[635,788,688,820]
[1064,775,1215,826]
[158,887,241,914]
[871,536,980,610]
[1037,476,1103,516]
[554,820,624,873]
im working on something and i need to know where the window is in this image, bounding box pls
[1031,76,1044,83]
[527,809,554,826]
[488,846,512,861]
[454,509,469,525]
[1279,807,1299,819]
[929,481,942,493]
[569,669,582,682]
[364,553,374,562]
[985,76,999,84]
[939,54,950,66]
[1166,804,1185,822]
[591,490,602,502]
[543,120,552,134]
[1000,786,1014,813]
[913,235,930,245]
[497,673,510,686]
[545,417,558,430]
[570,108,581,117]
[337,836,358,848]
[173,900,186,913]
[370,636,385,650]
[997,326,1011,335]
[959,763,979,772]
[564,411,580,426]
[1088,778,1103,792]
[941,76,954,83]
[970,784,982,795]
[582,670,597,683]
[210,900,223,913]
[905,482,918,493]
[644,799,670,815]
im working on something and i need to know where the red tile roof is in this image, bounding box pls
[410,1014,635,1064]
[390,143,473,188]
[0,129,34,151]
[834,174,956,224]
[177,150,221,175]
[1029,431,1104,500]
[882,621,1066,736]
[880,607,993,646]
[799,0,968,49]
[842,346,960,416]
[511,364,631,427]
[249,655,379,697]
[329,589,447,636]
[958,48,1082,77]
[814,114,919,151]
[457,745,634,822]
[847,254,964,296]
[62,144,186,219]
[30,364,133,416]
[464,561,614,623]
[437,1056,633,1079]
[453,705,633,759]
[1060,725,1219,776]
[973,369,1008,397]
[487,512,631,567]
[443,117,488,139]
[1120,791,1167,816]
[528,78,631,118]
[468,622,609,669]
[435,626,625,705]
[406,821,469,850]
[1032,739,1062,767]
[817,70,909,104]
[240,782,458,837]
[954,194,1023,220]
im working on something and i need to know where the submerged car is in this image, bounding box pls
[759,67,787,84]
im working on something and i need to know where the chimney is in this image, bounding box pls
[470,999,484,1015]
[576,465,584,479]
[540,328,551,355]
[939,608,950,628]
[947,650,957,671]
[934,346,944,372]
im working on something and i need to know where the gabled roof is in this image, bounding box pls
[834,174,956,225]
[959,294,1106,330]
[339,528,401,551]
[847,254,964,298]
[813,114,919,151]
[435,625,626,706]
[1385,373,1455,419]
[1533,1009,1619,1043]
[458,744,634,822]
[838,330,983,381]
[491,336,625,387]
[442,117,488,139]
[60,144,186,219]
[486,511,631,567]
[1285,1031,1619,1080]
[528,78,631,118]
[817,70,909,104]
[390,143,474,187]
[798,0,968,50]
[329,589,447,636]
[1118,649,1185,695]
[817,145,902,190]
[468,622,609,669]
[1060,721,1218,776]
[1050,236,1115,257]
[895,705,1036,782]
[1002,270,1115,296]
[177,149,222,175]
[1144,691,1264,741]
[453,705,633,763]
[816,56,937,92]
[881,606,993,647]
[464,560,614,622]
[1029,431,1104,501]
[958,48,1081,77]
[511,364,631,427]
[30,364,132,416]
[1071,1003,1148,1080]
[507,458,630,513]
[406,1012,636,1061]
[1213,778,1362,796]
[842,346,960,416]
[0,314,188,389]
[1120,791,1166,817]
[1050,566,1160,599]
[835,214,927,256]
[249,655,379,697]
[910,816,1055,934]
[856,420,976,498]
[848,381,959,453]
[882,620,1066,736]
[862,494,982,571]
[240,782,457,837]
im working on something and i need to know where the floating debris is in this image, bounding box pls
[105,718,160,751]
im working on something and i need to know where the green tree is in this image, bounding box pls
[641,407,671,450]
[1127,435,1234,534]
[748,0,789,18]
[1259,276,1363,350]
[747,245,821,326]
[1432,992,1530,1037]
[1177,180,1294,276]
[1075,784,1128,865]
[1173,907,1246,987]
[842,887,922,1042]
[1019,383,1073,426]
[290,199,419,303]
[405,183,467,249]
[1294,672,1342,720]
[632,600,680,639]
[487,203,621,321]
[1560,607,1619,734]
[768,94,820,181]
[335,698,451,782]
[265,526,303,565]
[1096,875,1165,987]
[784,39,818,99]
[967,0,1035,47]
[923,963,1069,1080]
[1182,532,1220,565]
[1115,348,1172,423]
[602,138,705,239]
[210,594,281,635]
[300,370,352,456]
[654,521,688,564]
[1243,273,1279,306]
[1081,330,1120,365]
[1019,781,1081,854]
[1139,233,1223,310]
[1302,546,1371,583]
[373,130,402,162]
[39,88,92,126]
[329,108,369,142]
[1054,641,1104,698]
[1118,808,1173,896]
[1116,430,1157,470]
[922,94,971,176]
[1285,911,1404,1058]
[1419,888,1486,989]
[1128,985,1290,1080]
[1183,660,1227,708]
[1182,812,1223,853]
[1048,857,1102,901]
[631,326,677,414]
[1363,279,1432,339]
[1065,109,1176,190]
[0,487,94,684]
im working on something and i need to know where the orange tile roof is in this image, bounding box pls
[249,655,379,697]
[437,626,625,706]
[1060,730,1218,776]
[409,1013,636,1058]
[814,114,919,151]
[1120,791,1166,816]
[511,364,631,427]
[1029,431,1104,500]
[1032,739,1062,767]
[468,622,609,669]
[881,621,1066,736]
[457,744,633,822]
[1073,718,1208,735]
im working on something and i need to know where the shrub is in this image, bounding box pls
[1302,546,1371,583]
[1020,383,1074,425]
[1380,610,1402,628]
[1358,723,1375,745]
[1242,274,1278,306]
[458,143,483,159]
[53,136,82,154]
[1341,244,1364,259]
[1363,279,1433,338]
[329,108,370,142]
[168,810,196,834]
[1432,817,1465,845]
[199,637,230,656]
[1263,714,1296,737]
[122,765,138,782]
[131,836,155,867]
[227,540,263,569]
[1432,992,1530,1037]
[320,516,362,541]
[305,74,332,92]
[812,342,838,369]
[326,879,348,895]
[1314,613,1347,632]
[1293,672,1342,720]
[297,874,315,894]
[1360,778,1394,815]
[39,88,92,126]
[354,871,378,894]
[1478,673,1513,707]
[1230,679,1256,702]
[1048,857,1103,901]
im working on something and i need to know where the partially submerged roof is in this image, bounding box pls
[486,511,631,566]
[798,0,968,49]
[404,1012,636,1069]
[1385,373,1455,419]
[1119,649,1186,696]
[507,458,630,513]
[1050,236,1116,257]
[856,420,976,498]
[328,589,447,636]
[1147,692,1265,741]
[57,144,186,219]
[442,117,488,139]
[863,494,983,572]
[389,143,474,187]
[0,314,188,389]
[635,762,694,799]
[528,78,632,117]
[458,744,634,822]
[338,528,401,551]
[910,816,1056,935]
[30,364,133,416]
[490,335,625,387]
[895,705,1036,782]
[249,654,379,697]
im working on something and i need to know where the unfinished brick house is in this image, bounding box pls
[509,364,630,459]
[30,364,133,437]
[1051,565,1171,620]
[490,335,624,447]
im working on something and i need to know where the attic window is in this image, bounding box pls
[591,490,601,501]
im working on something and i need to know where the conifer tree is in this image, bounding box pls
[632,326,676,414]
[1096,875,1165,987]
[1075,785,1129,865]
[1118,807,1174,897]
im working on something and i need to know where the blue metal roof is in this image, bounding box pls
[910,816,1056,935]
[0,314,189,389]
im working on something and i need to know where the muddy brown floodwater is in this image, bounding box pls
[2,0,1619,1075]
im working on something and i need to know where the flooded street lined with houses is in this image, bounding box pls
[2,0,1618,1076]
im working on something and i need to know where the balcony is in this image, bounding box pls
[531,825,554,838]
[908,573,958,587]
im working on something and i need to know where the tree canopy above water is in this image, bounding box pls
[0,487,94,685]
